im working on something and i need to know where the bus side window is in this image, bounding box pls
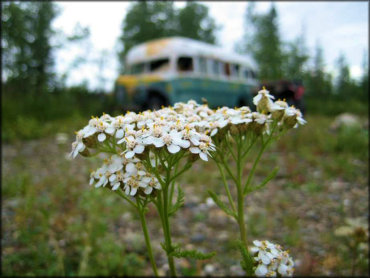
[131,63,146,74]
[149,58,169,72]
[250,70,257,79]
[219,61,226,77]
[224,63,231,77]
[231,64,240,78]
[177,57,193,72]
[198,57,207,74]
[211,59,220,76]
[243,68,249,80]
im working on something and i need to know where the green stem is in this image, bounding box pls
[153,163,177,277]
[137,200,159,277]
[236,136,248,246]
[237,185,247,245]
[162,170,177,276]
[215,161,236,213]
[114,189,137,208]
[114,190,158,276]
[243,139,267,194]
[243,123,278,195]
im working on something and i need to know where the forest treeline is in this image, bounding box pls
[2,1,368,99]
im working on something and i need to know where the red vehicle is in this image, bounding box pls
[259,79,306,114]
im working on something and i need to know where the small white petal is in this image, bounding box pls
[126,163,136,173]
[112,182,121,190]
[255,264,268,276]
[253,94,262,105]
[253,240,262,247]
[105,126,115,135]
[179,140,190,148]
[134,144,145,154]
[278,264,288,275]
[189,147,200,154]
[116,129,124,138]
[167,144,180,153]
[153,138,165,147]
[130,187,137,196]
[145,187,153,195]
[109,174,117,182]
[76,142,85,152]
[98,133,106,142]
[83,126,97,138]
[125,151,135,159]
[199,152,208,161]
[259,251,271,265]
[190,137,200,145]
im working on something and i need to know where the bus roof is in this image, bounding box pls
[125,36,257,69]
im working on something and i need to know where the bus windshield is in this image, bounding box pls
[149,58,170,72]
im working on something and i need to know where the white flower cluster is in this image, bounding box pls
[70,88,306,197]
[70,106,215,162]
[250,240,294,277]
[253,87,306,128]
[171,88,306,139]
[89,154,161,196]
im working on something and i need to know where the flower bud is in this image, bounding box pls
[230,125,240,135]
[271,100,288,121]
[83,136,97,148]
[79,148,91,157]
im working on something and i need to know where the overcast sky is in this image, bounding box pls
[52,1,368,91]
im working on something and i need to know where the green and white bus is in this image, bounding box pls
[114,36,259,110]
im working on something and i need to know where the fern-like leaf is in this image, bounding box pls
[168,185,185,217]
[236,240,254,275]
[208,190,237,219]
[244,167,279,195]
[170,247,216,260]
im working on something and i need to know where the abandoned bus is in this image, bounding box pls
[114,36,259,110]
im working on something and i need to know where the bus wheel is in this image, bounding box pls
[238,98,246,107]
[148,95,164,111]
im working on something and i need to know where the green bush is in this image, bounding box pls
[2,86,116,142]
[305,96,368,116]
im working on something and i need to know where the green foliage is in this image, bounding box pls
[326,126,368,159]
[305,95,368,117]
[169,185,185,217]
[281,33,309,81]
[236,240,254,276]
[118,1,218,72]
[244,167,279,195]
[2,2,58,93]
[208,190,237,219]
[170,244,216,260]
[241,3,284,80]
[2,86,114,142]
[239,4,367,102]
[178,2,217,44]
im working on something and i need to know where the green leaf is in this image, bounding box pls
[168,185,185,217]
[160,242,170,253]
[170,246,216,260]
[244,167,279,195]
[207,190,237,219]
[236,241,254,275]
